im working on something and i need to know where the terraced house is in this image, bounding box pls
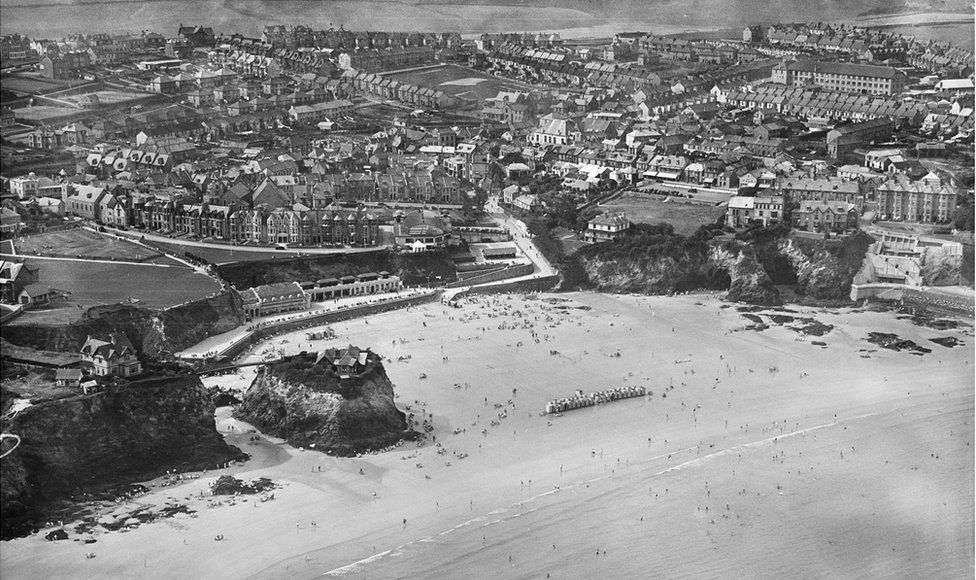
[875,173,957,224]
[228,207,380,246]
[777,177,867,209]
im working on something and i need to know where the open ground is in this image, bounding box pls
[14,229,175,264]
[1,292,970,579]
[6,259,221,324]
[387,64,536,102]
[58,90,149,106]
[600,192,727,235]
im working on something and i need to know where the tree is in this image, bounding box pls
[953,198,975,231]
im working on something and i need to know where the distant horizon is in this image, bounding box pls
[0,0,971,47]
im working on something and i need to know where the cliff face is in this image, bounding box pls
[0,373,242,539]
[777,232,874,300]
[238,353,412,456]
[574,241,779,305]
[2,291,243,360]
[920,247,963,286]
[710,245,782,305]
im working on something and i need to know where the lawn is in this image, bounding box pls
[18,259,221,322]
[599,193,726,236]
[16,229,174,264]
[388,64,532,101]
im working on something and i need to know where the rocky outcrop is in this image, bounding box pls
[919,247,963,286]
[0,373,242,540]
[710,245,782,305]
[778,232,874,300]
[237,352,413,456]
[573,238,779,305]
[1,291,244,360]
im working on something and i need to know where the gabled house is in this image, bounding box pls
[80,334,142,377]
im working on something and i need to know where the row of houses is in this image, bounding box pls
[722,84,932,127]
[260,27,460,51]
[344,70,460,110]
[210,35,335,79]
[724,170,956,229]
[637,36,761,64]
[311,167,465,205]
[64,182,386,246]
[337,46,435,72]
[226,206,381,246]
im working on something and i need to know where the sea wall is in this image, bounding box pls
[446,263,535,288]
[218,291,442,361]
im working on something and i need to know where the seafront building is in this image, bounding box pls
[240,274,404,318]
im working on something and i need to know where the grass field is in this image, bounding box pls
[1,75,79,95]
[10,259,221,324]
[387,64,533,101]
[60,90,149,106]
[15,229,174,263]
[12,105,80,121]
[600,193,726,236]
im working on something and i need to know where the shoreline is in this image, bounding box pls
[2,291,971,579]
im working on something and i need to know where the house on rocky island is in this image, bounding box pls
[316,345,369,377]
[80,334,142,378]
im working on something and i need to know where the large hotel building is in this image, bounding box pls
[772,61,907,96]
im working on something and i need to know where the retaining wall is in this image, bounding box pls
[218,291,442,361]
[453,275,561,299]
[446,263,534,288]
[851,283,975,314]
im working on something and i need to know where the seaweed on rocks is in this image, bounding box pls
[866,332,932,355]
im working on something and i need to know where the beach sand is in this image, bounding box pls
[1,292,972,579]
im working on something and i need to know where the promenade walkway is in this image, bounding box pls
[178,288,437,360]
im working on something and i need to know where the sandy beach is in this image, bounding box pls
[1,292,972,579]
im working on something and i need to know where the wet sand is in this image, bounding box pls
[1,292,972,579]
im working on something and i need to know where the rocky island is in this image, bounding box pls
[238,346,415,456]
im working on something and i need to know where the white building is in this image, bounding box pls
[725,195,784,228]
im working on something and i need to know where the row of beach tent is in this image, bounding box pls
[545,386,646,415]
